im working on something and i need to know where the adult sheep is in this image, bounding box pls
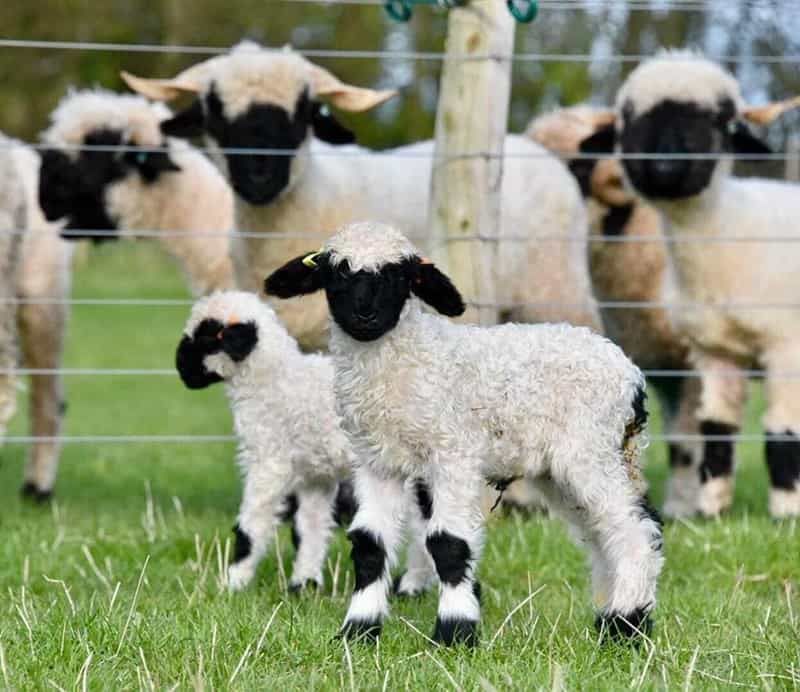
[39,89,235,296]
[577,50,800,518]
[123,40,599,351]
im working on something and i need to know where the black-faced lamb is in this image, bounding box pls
[265,221,663,646]
[123,40,599,351]
[2,136,73,500]
[39,89,235,296]
[577,50,800,518]
[176,290,354,590]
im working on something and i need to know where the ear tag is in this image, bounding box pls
[727,120,738,136]
[319,104,331,118]
[302,251,321,268]
[136,152,148,165]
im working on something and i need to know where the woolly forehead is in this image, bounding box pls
[184,291,275,335]
[43,90,171,157]
[208,51,313,121]
[323,222,419,273]
[617,52,743,119]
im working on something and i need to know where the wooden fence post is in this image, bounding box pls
[427,1,515,325]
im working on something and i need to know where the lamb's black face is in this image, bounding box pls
[176,318,258,389]
[160,85,355,206]
[619,98,735,200]
[38,127,180,241]
[325,259,416,342]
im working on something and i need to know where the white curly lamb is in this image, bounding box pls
[265,221,663,646]
[176,290,356,591]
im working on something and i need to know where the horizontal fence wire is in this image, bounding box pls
[0,368,794,379]
[0,434,790,444]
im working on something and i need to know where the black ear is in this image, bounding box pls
[38,149,77,221]
[264,252,329,299]
[161,99,206,139]
[411,261,465,317]
[579,124,616,155]
[221,322,258,362]
[125,148,181,182]
[311,103,356,145]
[175,335,224,390]
[730,122,772,156]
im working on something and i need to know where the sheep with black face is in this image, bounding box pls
[39,89,235,296]
[578,51,800,518]
[124,40,600,351]
[266,221,663,647]
[176,290,358,591]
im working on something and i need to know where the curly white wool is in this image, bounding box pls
[43,89,235,296]
[182,290,354,590]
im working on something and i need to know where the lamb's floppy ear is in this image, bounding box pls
[160,99,206,139]
[729,121,772,156]
[175,335,224,390]
[579,123,616,155]
[742,96,800,126]
[125,148,181,182]
[221,322,258,362]
[410,259,465,317]
[307,62,397,112]
[311,103,356,144]
[264,251,329,298]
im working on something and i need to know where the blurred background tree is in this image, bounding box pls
[1,0,799,165]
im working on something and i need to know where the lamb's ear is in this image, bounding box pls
[175,335,223,390]
[125,149,182,182]
[410,259,465,317]
[579,123,616,154]
[311,103,356,144]
[264,252,329,298]
[742,96,800,126]
[730,121,772,156]
[221,322,258,362]
[160,99,206,139]
[307,62,397,112]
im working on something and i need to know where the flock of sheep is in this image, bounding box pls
[2,38,799,647]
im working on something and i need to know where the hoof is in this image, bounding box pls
[288,579,321,594]
[339,619,381,642]
[431,617,479,647]
[21,482,52,503]
[596,608,652,642]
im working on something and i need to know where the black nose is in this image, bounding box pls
[647,158,688,186]
[355,306,377,322]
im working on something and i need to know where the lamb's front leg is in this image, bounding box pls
[289,480,338,591]
[426,466,485,646]
[341,465,407,641]
[228,460,292,592]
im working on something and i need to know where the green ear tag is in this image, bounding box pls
[302,252,320,268]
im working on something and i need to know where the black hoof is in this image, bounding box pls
[288,579,320,595]
[432,617,479,647]
[339,619,382,642]
[21,482,52,503]
[596,608,652,642]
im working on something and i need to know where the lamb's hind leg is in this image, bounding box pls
[394,479,437,597]
[288,480,338,592]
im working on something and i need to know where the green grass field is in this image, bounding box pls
[0,243,798,691]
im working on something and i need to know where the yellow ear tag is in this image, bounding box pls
[302,251,321,268]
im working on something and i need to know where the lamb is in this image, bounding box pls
[123,40,599,351]
[576,50,800,518]
[1,134,73,500]
[265,221,664,646]
[527,106,710,518]
[39,89,235,296]
[176,289,425,591]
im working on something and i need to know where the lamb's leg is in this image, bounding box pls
[425,469,484,647]
[394,479,437,597]
[693,355,747,517]
[288,480,338,592]
[340,466,406,641]
[228,464,291,591]
[658,376,703,519]
[762,345,800,518]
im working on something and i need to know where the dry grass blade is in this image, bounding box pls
[115,555,150,657]
[488,585,546,648]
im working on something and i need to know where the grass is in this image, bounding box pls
[0,242,798,691]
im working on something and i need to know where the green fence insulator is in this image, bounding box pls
[507,0,538,22]
[385,0,535,23]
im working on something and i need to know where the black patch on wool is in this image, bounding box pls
[472,579,482,604]
[668,444,693,468]
[623,385,648,450]
[20,481,52,503]
[339,619,382,642]
[698,420,737,482]
[596,607,653,642]
[232,523,252,563]
[278,493,299,522]
[432,617,479,647]
[291,522,301,551]
[347,528,385,591]
[426,531,471,586]
[414,479,433,520]
[333,480,358,527]
[765,430,800,490]
[637,496,664,553]
[601,203,634,236]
